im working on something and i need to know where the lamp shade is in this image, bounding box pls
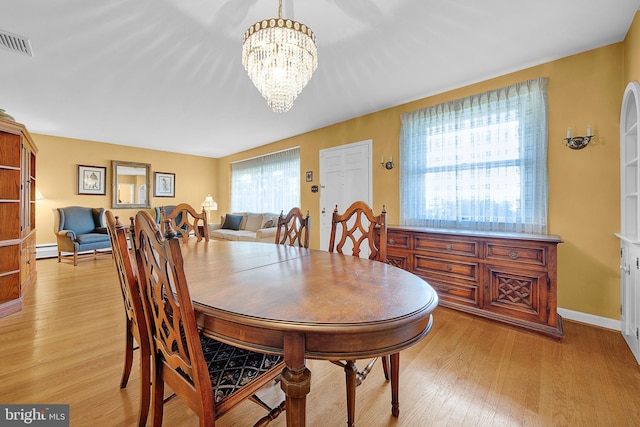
[201,194,218,211]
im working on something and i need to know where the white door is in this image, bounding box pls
[319,139,372,252]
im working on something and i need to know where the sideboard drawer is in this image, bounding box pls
[387,230,411,250]
[485,241,547,267]
[414,235,479,258]
[413,255,479,284]
[423,277,480,308]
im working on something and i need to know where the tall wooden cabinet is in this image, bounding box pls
[384,226,564,338]
[617,81,640,363]
[0,118,37,318]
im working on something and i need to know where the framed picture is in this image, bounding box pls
[306,171,313,182]
[154,172,175,197]
[77,165,106,195]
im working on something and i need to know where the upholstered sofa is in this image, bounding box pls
[209,212,279,242]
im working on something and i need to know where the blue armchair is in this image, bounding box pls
[53,206,112,266]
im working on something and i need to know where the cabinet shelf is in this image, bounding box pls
[619,81,640,364]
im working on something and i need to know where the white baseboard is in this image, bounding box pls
[558,307,621,332]
[36,244,112,260]
[36,244,58,259]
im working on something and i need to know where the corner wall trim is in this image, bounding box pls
[558,307,621,332]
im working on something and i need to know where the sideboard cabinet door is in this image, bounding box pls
[484,265,549,324]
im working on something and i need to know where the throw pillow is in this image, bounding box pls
[221,214,243,231]
[245,213,264,232]
[262,215,275,228]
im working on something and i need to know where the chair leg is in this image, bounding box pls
[381,355,390,381]
[344,360,357,427]
[57,251,61,263]
[390,353,400,417]
[150,363,165,427]
[138,345,151,427]
[73,251,78,266]
[120,323,134,389]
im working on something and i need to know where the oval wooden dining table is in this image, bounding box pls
[181,240,438,427]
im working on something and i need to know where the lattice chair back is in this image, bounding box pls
[327,201,393,427]
[161,203,209,243]
[131,211,285,426]
[275,207,310,248]
[105,210,150,427]
[133,211,215,422]
[328,200,387,262]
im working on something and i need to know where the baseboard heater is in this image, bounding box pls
[36,244,58,259]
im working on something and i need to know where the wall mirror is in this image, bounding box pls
[112,160,151,209]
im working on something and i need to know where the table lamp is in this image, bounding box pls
[201,194,218,223]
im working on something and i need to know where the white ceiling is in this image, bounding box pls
[1,0,638,158]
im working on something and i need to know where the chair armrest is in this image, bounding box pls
[58,230,77,240]
[256,227,277,240]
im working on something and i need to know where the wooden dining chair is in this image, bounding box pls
[161,203,209,243]
[275,207,310,248]
[328,200,394,427]
[131,211,286,427]
[105,210,150,427]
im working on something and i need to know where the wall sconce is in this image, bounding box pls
[380,156,394,170]
[564,126,594,150]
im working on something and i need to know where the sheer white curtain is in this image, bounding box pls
[400,77,548,234]
[231,147,300,213]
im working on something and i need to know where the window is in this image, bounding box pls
[400,78,548,234]
[231,147,300,213]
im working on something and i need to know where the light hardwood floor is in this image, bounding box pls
[1,256,640,426]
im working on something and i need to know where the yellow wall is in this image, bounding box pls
[32,13,640,321]
[625,13,640,84]
[215,43,625,321]
[34,134,217,246]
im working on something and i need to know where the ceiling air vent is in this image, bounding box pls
[0,30,33,56]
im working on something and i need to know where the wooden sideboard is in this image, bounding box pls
[382,226,563,338]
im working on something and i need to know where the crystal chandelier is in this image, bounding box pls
[242,0,317,113]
